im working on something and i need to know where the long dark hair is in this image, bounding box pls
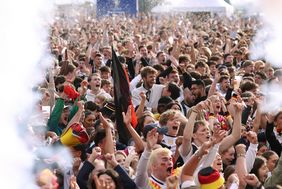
[136,111,155,136]
[246,157,266,189]
[250,157,267,183]
[92,169,123,189]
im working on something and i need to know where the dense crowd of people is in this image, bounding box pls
[31,10,282,189]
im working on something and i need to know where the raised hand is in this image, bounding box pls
[174,111,188,124]
[69,175,80,189]
[166,175,179,189]
[146,128,159,151]
[193,100,207,112]
[234,101,245,113]
[246,131,258,144]
[122,105,132,126]
[104,153,118,168]
[99,112,111,130]
[139,91,146,102]
[244,174,260,187]
[72,157,82,171]
[76,101,84,111]
[212,126,227,145]
[80,80,88,89]
[88,147,102,164]
[175,136,183,147]
[198,140,213,156]
[235,144,246,156]
[206,98,214,114]
[227,98,235,116]
[214,70,220,83]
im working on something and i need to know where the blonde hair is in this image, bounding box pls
[159,109,177,126]
[147,148,171,170]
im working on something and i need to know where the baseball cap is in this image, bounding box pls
[142,123,168,139]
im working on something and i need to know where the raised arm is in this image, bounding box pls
[123,105,144,153]
[180,101,206,158]
[252,104,261,134]
[219,100,242,154]
[135,128,158,188]
[181,141,213,184]
[201,127,226,168]
[47,96,65,135]
[77,147,101,189]
[245,131,258,173]
[104,153,137,189]
[188,39,196,65]
[48,66,56,109]
[135,92,146,119]
[235,144,248,189]
[208,71,219,97]
[66,101,84,129]
[265,120,282,156]
[99,112,115,155]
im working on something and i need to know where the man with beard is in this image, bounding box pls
[138,45,151,66]
[156,51,167,67]
[132,66,164,111]
[190,80,207,105]
[181,87,195,116]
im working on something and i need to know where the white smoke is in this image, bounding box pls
[232,0,282,67]
[231,0,282,112]
[0,0,70,188]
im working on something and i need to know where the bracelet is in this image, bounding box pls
[237,153,246,158]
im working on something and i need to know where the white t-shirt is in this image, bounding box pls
[162,134,177,154]
[85,89,112,102]
[132,84,164,110]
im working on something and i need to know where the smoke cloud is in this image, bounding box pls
[231,0,282,112]
[0,0,72,188]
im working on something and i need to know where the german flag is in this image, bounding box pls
[112,46,137,145]
[60,122,89,147]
